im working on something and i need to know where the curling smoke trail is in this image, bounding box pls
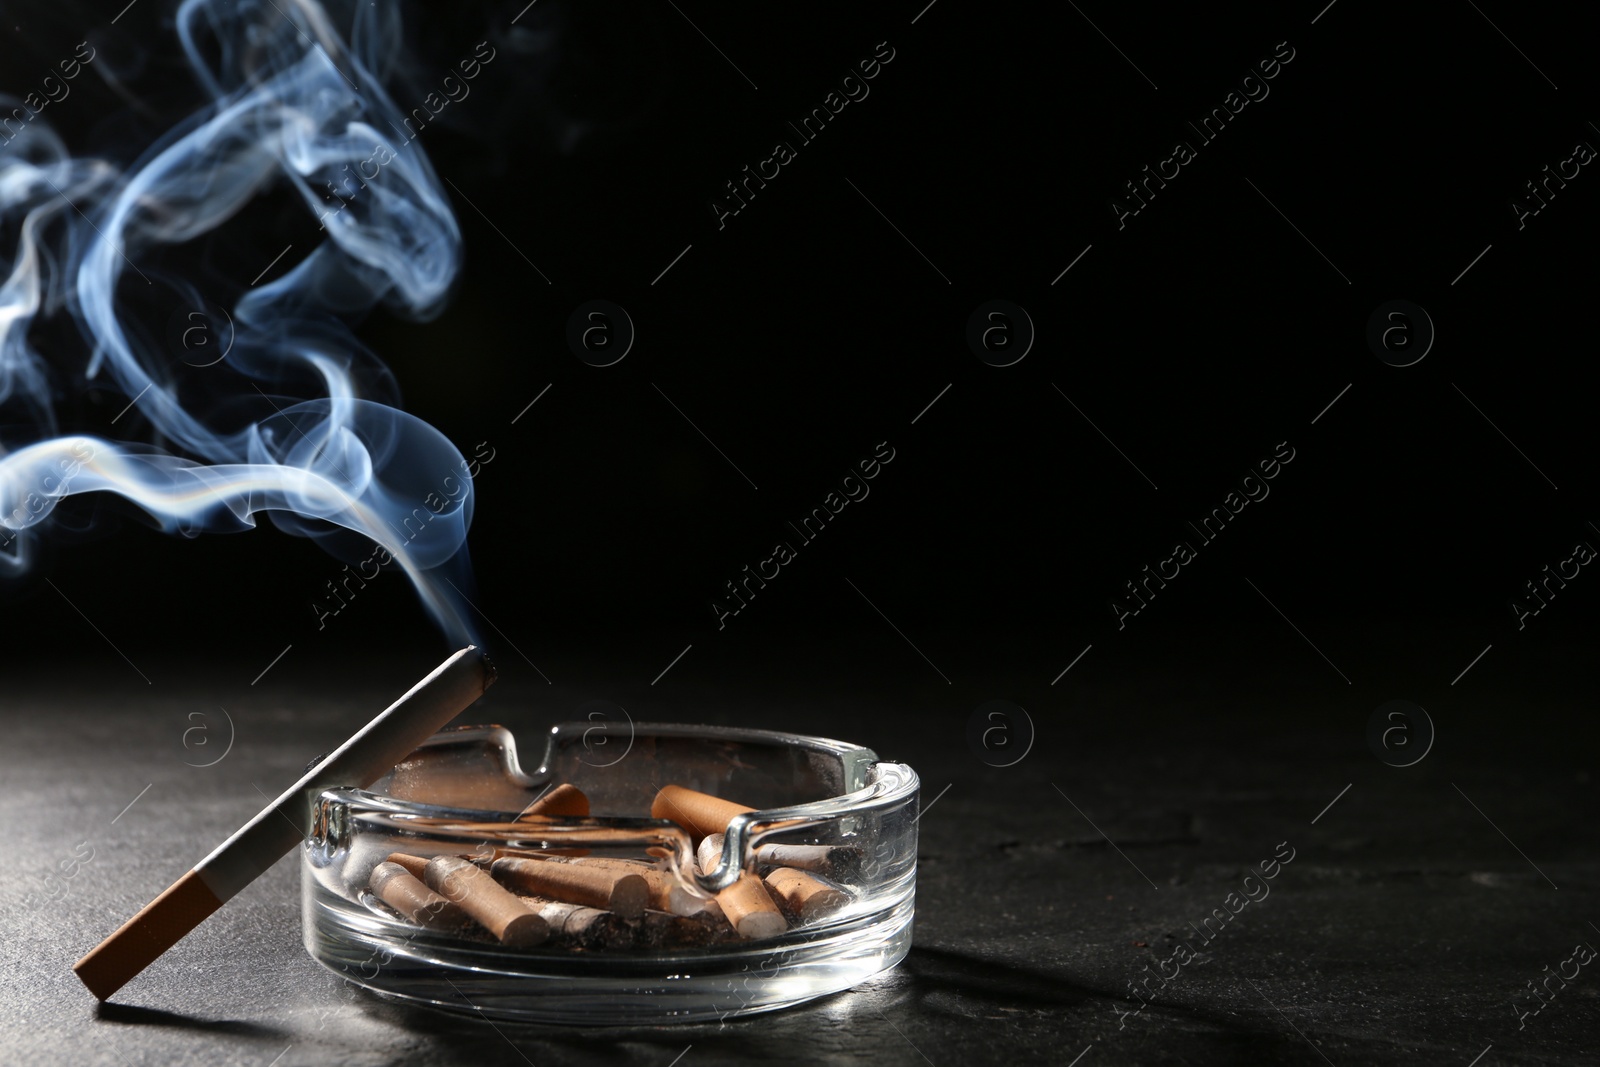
[0,0,480,642]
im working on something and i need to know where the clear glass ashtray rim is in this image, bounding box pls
[310,720,921,892]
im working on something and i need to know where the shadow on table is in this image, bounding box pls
[93,1001,294,1041]
[346,944,1276,1064]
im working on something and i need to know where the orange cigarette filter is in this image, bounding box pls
[519,782,589,818]
[425,856,548,947]
[716,872,787,939]
[650,784,754,840]
[370,862,470,930]
[490,855,650,920]
[764,867,850,923]
[569,857,676,911]
[562,857,721,920]
[385,852,431,880]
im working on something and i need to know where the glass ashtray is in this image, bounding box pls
[301,721,920,1024]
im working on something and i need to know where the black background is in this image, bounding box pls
[2,1,1594,678]
[3,2,1596,690]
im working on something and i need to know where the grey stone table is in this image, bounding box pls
[3,630,1595,1066]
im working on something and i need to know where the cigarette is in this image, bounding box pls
[650,784,753,840]
[756,843,862,879]
[763,868,850,924]
[716,873,787,939]
[700,833,861,881]
[490,855,650,920]
[73,646,496,1001]
[570,857,673,908]
[542,856,721,921]
[516,896,632,948]
[519,782,589,818]
[369,862,470,930]
[385,852,430,880]
[424,856,548,947]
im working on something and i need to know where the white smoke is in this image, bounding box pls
[0,0,481,642]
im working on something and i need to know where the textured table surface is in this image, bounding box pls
[2,636,1594,1067]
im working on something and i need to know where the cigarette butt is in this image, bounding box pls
[424,856,548,947]
[369,862,469,930]
[696,833,726,876]
[565,857,722,921]
[384,852,431,880]
[716,872,787,940]
[763,868,850,923]
[570,858,674,910]
[517,896,632,948]
[651,784,753,840]
[490,856,649,920]
[520,783,589,818]
[564,856,655,870]
[757,843,862,879]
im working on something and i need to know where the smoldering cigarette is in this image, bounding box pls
[73,646,496,1001]
[716,872,788,939]
[490,855,650,920]
[763,867,850,924]
[424,855,549,948]
[369,862,470,931]
[516,896,632,948]
[651,784,753,840]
